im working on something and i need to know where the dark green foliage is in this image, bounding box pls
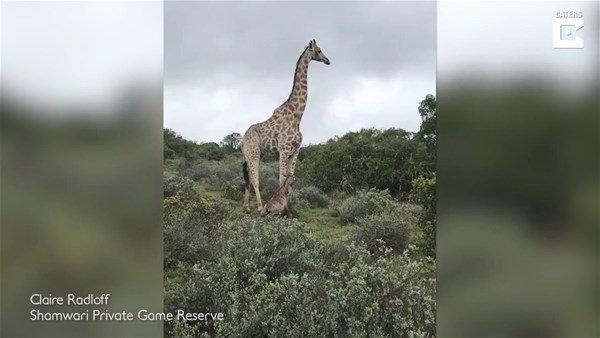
[354,204,420,255]
[164,129,197,160]
[412,176,436,257]
[163,128,225,161]
[297,128,430,195]
[417,94,437,159]
[220,132,242,154]
[338,189,396,223]
[297,95,436,195]
[191,142,225,161]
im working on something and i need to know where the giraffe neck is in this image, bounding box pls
[286,48,310,107]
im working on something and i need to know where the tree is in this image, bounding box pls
[191,142,224,161]
[220,132,242,153]
[296,128,422,194]
[164,128,198,160]
[417,94,437,158]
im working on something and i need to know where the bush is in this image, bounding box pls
[258,163,279,199]
[164,129,197,160]
[164,217,436,337]
[296,128,432,194]
[185,157,279,203]
[354,207,412,255]
[324,244,436,337]
[164,172,198,200]
[338,189,396,223]
[165,217,325,336]
[203,159,242,188]
[411,176,436,257]
[163,191,229,269]
[221,177,245,201]
[183,161,212,180]
[287,191,310,217]
[297,185,329,208]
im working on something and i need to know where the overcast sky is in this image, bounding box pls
[164,1,436,144]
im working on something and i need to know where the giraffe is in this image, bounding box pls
[242,39,330,212]
[262,175,294,216]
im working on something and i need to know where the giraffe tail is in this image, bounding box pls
[242,161,250,190]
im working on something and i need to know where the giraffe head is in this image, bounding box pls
[308,39,330,65]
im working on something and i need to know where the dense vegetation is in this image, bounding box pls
[164,95,437,336]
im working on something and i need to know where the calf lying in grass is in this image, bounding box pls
[262,176,294,216]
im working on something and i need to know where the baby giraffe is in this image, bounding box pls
[242,39,330,212]
[261,175,294,216]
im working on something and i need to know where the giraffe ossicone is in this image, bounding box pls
[242,39,330,212]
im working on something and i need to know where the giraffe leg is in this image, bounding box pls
[242,161,251,212]
[280,149,299,184]
[243,131,263,211]
[286,150,300,180]
[279,150,292,186]
[243,185,251,213]
[247,158,262,211]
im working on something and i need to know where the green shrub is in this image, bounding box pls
[165,268,219,336]
[338,189,396,223]
[204,160,241,187]
[354,207,412,255]
[164,128,197,160]
[221,177,245,201]
[325,244,436,337]
[258,163,280,199]
[330,189,349,201]
[188,142,225,161]
[164,217,436,337]
[296,128,432,194]
[287,191,310,217]
[187,157,279,202]
[164,146,176,160]
[163,172,198,200]
[412,176,436,257]
[163,192,228,269]
[183,161,212,180]
[297,185,329,208]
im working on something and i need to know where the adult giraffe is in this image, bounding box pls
[242,39,330,212]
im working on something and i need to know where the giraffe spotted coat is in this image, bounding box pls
[242,39,330,212]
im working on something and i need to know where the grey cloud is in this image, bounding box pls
[165,1,436,143]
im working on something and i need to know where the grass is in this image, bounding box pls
[297,205,355,245]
